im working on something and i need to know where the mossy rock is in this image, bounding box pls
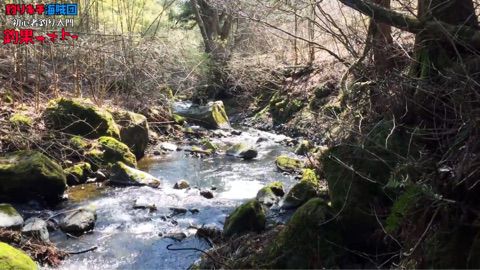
[282,181,318,210]
[0,242,37,270]
[110,162,160,188]
[69,136,91,151]
[256,181,285,206]
[0,204,23,229]
[321,121,407,211]
[0,151,66,204]
[223,200,266,237]
[64,162,92,186]
[86,136,137,168]
[172,114,186,125]
[9,113,33,127]
[268,198,342,268]
[275,155,304,172]
[385,185,424,234]
[269,92,305,125]
[44,98,120,139]
[174,101,230,129]
[226,143,258,160]
[112,110,149,159]
[201,138,218,152]
[295,140,313,155]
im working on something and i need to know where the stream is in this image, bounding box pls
[44,127,299,270]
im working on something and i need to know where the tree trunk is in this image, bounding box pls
[371,0,393,74]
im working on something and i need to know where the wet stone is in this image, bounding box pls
[200,190,214,199]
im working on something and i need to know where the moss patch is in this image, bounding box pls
[9,113,33,127]
[86,136,137,168]
[112,110,149,159]
[275,155,304,172]
[0,242,37,270]
[64,162,92,186]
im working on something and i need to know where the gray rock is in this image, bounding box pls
[174,101,230,129]
[60,208,97,235]
[160,142,178,152]
[22,218,49,242]
[110,162,161,188]
[164,232,187,241]
[133,198,157,211]
[226,143,258,160]
[0,204,23,229]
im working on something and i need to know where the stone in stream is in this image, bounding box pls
[163,231,187,242]
[169,207,188,216]
[0,203,23,229]
[0,151,67,204]
[22,218,49,242]
[223,200,266,237]
[189,209,200,214]
[173,180,190,190]
[110,162,161,188]
[256,181,285,207]
[174,101,230,129]
[226,143,258,160]
[86,136,137,169]
[95,170,108,182]
[275,155,304,173]
[60,207,97,236]
[0,242,38,270]
[282,169,323,210]
[200,190,214,199]
[112,110,149,159]
[160,142,178,152]
[133,198,157,211]
[230,130,242,136]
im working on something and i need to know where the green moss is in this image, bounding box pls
[86,136,137,168]
[69,136,90,151]
[223,200,266,237]
[9,113,33,127]
[265,181,284,196]
[0,242,37,270]
[44,98,120,139]
[201,138,218,152]
[269,92,305,125]
[2,93,14,104]
[268,198,341,268]
[111,161,160,187]
[172,114,186,124]
[64,162,92,186]
[301,169,318,184]
[0,151,66,204]
[0,204,19,217]
[211,102,229,126]
[275,155,304,172]
[385,185,423,233]
[283,181,318,209]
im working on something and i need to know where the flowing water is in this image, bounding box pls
[45,128,299,270]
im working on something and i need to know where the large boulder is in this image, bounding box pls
[60,207,97,236]
[0,151,67,204]
[86,136,137,168]
[64,162,92,186]
[112,110,149,159]
[22,218,49,242]
[223,200,266,237]
[268,198,342,268]
[174,101,230,129]
[0,204,23,229]
[275,155,304,172]
[44,98,120,139]
[226,143,258,160]
[110,162,161,188]
[0,242,37,270]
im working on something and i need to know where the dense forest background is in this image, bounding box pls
[1,0,480,268]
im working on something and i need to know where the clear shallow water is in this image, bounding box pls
[47,128,297,270]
